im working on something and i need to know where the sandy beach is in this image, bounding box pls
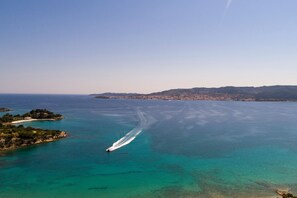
[11,118,57,124]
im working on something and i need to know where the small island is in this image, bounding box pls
[0,109,63,124]
[0,108,11,112]
[0,109,67,151]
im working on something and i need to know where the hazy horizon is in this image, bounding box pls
[1,84,297,95]
[1,0,297,94]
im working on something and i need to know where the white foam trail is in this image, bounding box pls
[106,110,149,152]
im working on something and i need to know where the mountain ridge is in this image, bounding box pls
[93,85,297,101]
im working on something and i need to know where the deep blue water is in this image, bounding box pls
[0,94,297,197]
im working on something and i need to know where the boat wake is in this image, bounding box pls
[106,110,151,152]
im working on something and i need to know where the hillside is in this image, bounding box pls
[93,86,297,101]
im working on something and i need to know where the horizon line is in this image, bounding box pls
[1,84,297,95]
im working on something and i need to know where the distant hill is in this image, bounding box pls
[93,86,297,101]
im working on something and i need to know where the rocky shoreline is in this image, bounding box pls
[0,129,67,151]
[0,109,67,152]
[276,189,297,198]
[11,118,61,124]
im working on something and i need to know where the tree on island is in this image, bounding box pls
[0,109,63,123]
[0,109,67,151]
[23,109,62,119]
[0,113,14,123]
[0,124,66,150]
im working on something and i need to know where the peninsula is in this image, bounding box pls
[0,109,67,151]
[93,85,297,102]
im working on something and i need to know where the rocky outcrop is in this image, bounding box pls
[276,189,297,198]
[0,129,67,151]
[0,108,10,112]
[0,109,68,152]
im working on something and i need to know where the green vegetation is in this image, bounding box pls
[23,109,62,119]
[0,124,66,150]
[0,109,63,123]
[0,114,14,123]
[0,109,66,151]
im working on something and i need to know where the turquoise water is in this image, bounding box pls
[1,95,297,197]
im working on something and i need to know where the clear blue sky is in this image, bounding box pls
[1,0,297,94]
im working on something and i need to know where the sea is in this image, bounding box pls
[0,94,297,198]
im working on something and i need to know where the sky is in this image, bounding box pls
[1,0,297,94]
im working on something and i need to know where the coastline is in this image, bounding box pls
[11,118,60,124]
[0,131,67,152]
[93,86,297,102]
[0,109,66,152]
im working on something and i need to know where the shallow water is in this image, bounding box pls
[0,95,297,197]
